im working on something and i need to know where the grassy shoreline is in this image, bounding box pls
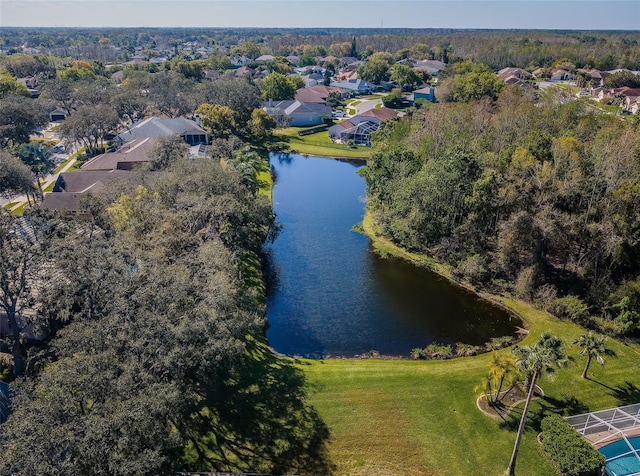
[274,128,372,159]
[300,211,640,475]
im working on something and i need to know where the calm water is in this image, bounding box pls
[265,153,520,358]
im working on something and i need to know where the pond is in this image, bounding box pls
[265,153,521,358]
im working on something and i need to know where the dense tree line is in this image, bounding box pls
[363,85,640,337]
[3,28,640,71]
[0,156,331,474]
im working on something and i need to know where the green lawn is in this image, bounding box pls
[303,301,640,476]
[274,128,371,159]
[301,216,640,476]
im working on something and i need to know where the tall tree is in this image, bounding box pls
[574,332,616,379]
[59,105,119,153]
[357,59,390,85]
[261,72,296,101]
[0,210,56,377]
[0,94,48,148]
[507,333,567,476]
[0,151,36,203]
[389,64,422,90]
[195,103,237,138]
[16,142,54,199]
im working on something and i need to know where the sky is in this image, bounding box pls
[1,0,639,30]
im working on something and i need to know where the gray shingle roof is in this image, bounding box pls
[117,117,207,142]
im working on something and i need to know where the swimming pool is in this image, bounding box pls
[600,436,640,476]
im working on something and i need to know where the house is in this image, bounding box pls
[110,70,124,84]
[256,54,275,62]
[41,170,156,213]
[412,86,436,102]
[550,69,575,81]
[235,66,256,78]
[497,67,530,82]
[412,59,446,75]
[116,117,209,146]
[81,137,158,171]
[328,107,398,146]
[295,85,347,104]
[49,107,68,122]
[264,100,331,127]
[330,78,377,95]
[303,72,325,87]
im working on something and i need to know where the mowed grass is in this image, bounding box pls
[301,226,640,475]
[275,128,371,159]
[302,302,640,475]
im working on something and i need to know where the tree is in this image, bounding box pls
[110,87,150,124]
[196,77,262,124]
[261,72,296,101]
[350,36,357,58]
[507,333,567,476]
[0,210,56,377]
[440,61,505,102]
[287,74,305,91]
[0,94,48,148]
[248,108,277,141]
[603,70,640,89]
[148,135,189,170]
[389,64,422,90]
[357,59,390,85]
[40,77,78,114]
[0,151,36,203]
[0,69,30,99]
[16,142,54,199]
[59,105,119,154]
[477,352,519,406]
[148,72,198,118]
[382,88,403,108]
[195,103,236,139]
[574,332,616,379]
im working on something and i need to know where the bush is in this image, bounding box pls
[455,342,480,357]
[459,254,489,286]
[549,295,591,324]
[486,335,513,351]
[424,343,454,359]
[541,414,605,476]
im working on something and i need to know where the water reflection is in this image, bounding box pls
[265,154,520,358]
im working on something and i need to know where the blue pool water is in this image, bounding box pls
[600,436,640,476]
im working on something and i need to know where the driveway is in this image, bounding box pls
[355,97,383,115]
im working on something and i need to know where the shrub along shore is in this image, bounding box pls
[299,212,640,476]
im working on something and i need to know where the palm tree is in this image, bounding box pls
[574,332,616,379]
[506,333,567,476]
[478,352,519,406]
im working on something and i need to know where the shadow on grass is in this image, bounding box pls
[184,338,335,475]
[609,381,640,406]
[500,394,589,434]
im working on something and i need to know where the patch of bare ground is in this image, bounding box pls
[477,384,544,419]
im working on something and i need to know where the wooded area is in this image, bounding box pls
[363,85,640,337]
[0,159,331,474]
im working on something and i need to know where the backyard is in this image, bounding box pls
[303,298,640,475]
[301,217,640,475]
[273,128,372,159]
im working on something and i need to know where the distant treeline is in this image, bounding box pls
[2,27,639,70]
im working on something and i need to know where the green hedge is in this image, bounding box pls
[298,124,329,136]
[541,414,605,476]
